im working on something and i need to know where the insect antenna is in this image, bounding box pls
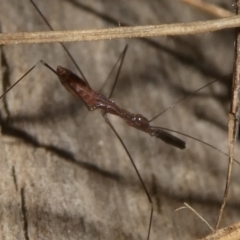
[0,64,38,100]
[29,0,88,85]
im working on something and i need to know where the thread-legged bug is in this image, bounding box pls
[1,0,240,239]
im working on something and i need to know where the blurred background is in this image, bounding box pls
[0,0,239,239]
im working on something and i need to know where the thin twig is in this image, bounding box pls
[199,221,240,240]
[180,0,234,18]
[0,16,240,45]
[175,203,213,231]
[215,1,240,230]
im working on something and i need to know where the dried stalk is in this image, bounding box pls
[180,0,234,18]
[0,16,240,45]
[215,0,240,230]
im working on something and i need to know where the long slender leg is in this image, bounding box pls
[98,45,128,98]
[149,78,220,122]
[108,45,128,99]
[101,111,153,240]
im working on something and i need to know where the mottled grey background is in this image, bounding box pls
[0,0,239,239]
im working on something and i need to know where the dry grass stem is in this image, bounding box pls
[199,221,240,240]
[0,16,240,45]
[215,1,240,230]
[175,203,214,231]
[180,0,234,18]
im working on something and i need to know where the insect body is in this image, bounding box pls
[48,63,186,150]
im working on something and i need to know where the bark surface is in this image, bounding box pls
[0,0,239,240]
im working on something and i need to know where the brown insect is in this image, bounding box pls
[1,54,239,240]
[0,48,184,239]
[1,1,240,240]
